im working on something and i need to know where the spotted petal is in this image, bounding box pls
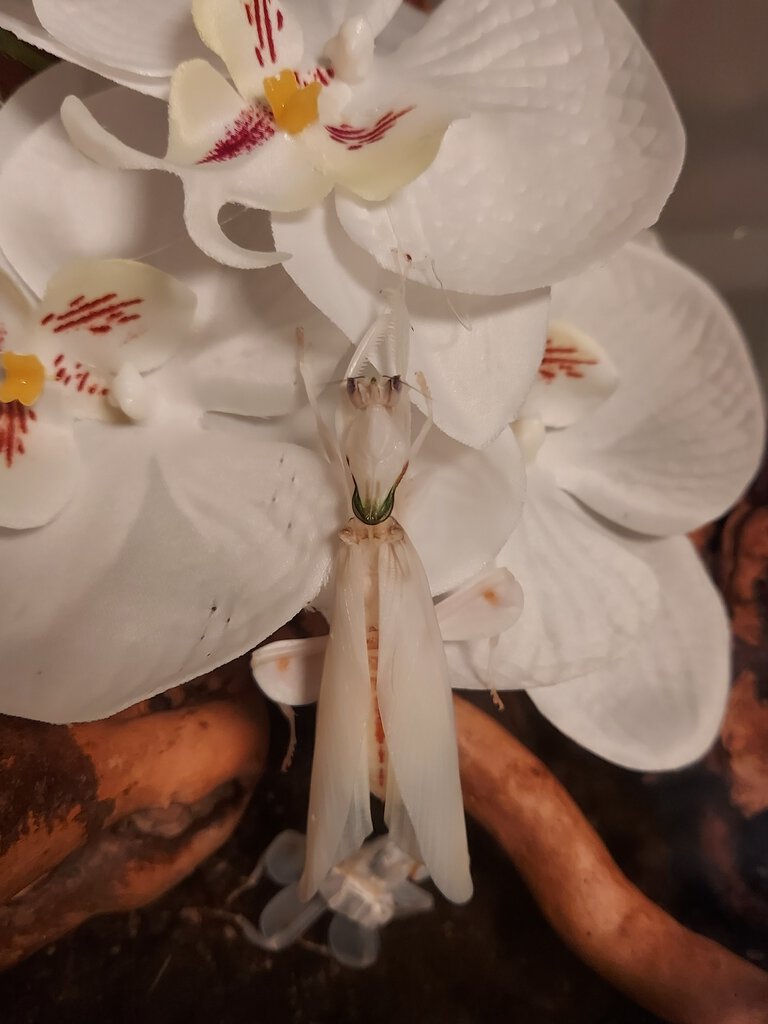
[0,391,78,529]
[447,466,659,690]
[530,536,730,770]
[334,0,684,294]
[273,200,550,447]
[540,242,766,535]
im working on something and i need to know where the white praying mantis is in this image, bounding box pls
[252,289,523,905]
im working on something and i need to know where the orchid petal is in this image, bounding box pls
[192,0,303,98]
[541,242,766,534]
[272,201,550,447]
[0,424,337,722]
[0,391,78,529]
[447,466,659,690]
[33,0,205,77]
[35,259,196,374]
[335,0,684,295]
[0,0,177,96]
[399,425,525,595]
[520,321,619,430]
[530,536,730,770]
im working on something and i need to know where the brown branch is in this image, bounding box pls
[455,695,768,1024]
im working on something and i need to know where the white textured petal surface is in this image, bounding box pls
[0,0,179,96]
[273,201,550,446]
[541,243,766,534]
[531,535,730,770]
[0,423,338,722]
[398,425,525,595]
[0,87,346,418]
[448,466,659,690]
[336,0,684,295]
[0,392,78,529]
[33,0,205,76]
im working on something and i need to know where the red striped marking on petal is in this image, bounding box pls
[199,103,276,162]
[325,107,414,151]
[0,400,37,468]
[538,338,598,383]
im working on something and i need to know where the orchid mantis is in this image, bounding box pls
[253,291,524,904]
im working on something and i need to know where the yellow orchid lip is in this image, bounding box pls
[0,352,45,407]
[264,70,321,134]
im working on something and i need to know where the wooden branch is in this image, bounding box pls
[455,695,768,1024]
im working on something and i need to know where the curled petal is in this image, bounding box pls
[530,536,730,770]
[36,259,196,374]
[541,243,766,534]
[448,466,659,690]
[33,0,205,77]
[272,201,550,447]
[0,391,78,529]
[192,0,303,99]
[62,89,333,269]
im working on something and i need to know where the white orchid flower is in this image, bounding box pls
[54,0,684,290]
[0,259,194,529]
[450,239,765,769]
[0,63,551,449]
